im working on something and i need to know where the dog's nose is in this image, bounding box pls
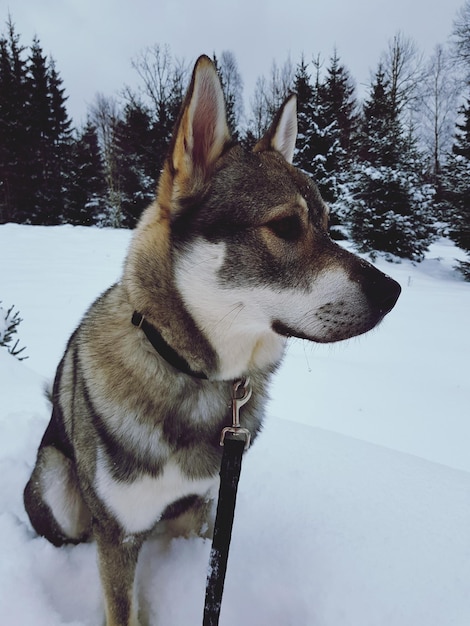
[379,276,401,314]
[361,265,401,315]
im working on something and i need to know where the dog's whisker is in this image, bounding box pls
[185,255,221,270]
[214,302,245,330]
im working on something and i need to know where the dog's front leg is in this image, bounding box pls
[94,520,144,626]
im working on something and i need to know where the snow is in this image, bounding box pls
[1,223,470,625]
[0,307,7,343]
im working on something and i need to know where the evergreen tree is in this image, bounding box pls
[452,0,470,78]
[293,54,357,238]
[349,166,435,259]
[444,96,470,278]
[358,67,403,166]
[0,18,29,223]
[318,52,359,236]
[293,57,336,202]
[67,121,107,225]
[48,59,73,213]
[26,37,55,223]
[293,57,315,162]
[26,39,73,224]
[348,66,435,260]
[322,50,359,156]
[0,21,72,225]
[453,97,470,160]
[113,101,156,227]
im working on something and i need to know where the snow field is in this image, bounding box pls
[1,224,469,625]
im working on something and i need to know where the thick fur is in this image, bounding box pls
[24,55,400,626]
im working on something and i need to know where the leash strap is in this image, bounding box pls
[203,436,246,626]
[203,378,252,626]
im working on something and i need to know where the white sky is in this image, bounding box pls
[3,0,465,124]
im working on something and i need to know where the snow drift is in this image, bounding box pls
[1,224,469,625]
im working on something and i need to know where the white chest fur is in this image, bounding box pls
[95,448,217,535]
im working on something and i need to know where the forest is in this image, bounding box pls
[1,5,470,275]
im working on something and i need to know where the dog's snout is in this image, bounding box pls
[361,264,401,315]
[380,277,401,314]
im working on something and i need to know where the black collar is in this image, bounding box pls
[131,311,208,379]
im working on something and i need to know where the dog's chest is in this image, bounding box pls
[94,449,217,535]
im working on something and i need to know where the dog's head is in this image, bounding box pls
[127,56,401,380]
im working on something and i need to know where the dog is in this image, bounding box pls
[24,55,401,626]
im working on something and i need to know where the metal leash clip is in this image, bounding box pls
[220,377,253,450]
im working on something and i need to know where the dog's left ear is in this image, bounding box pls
[168,55,231,195]
[254,94,297,164]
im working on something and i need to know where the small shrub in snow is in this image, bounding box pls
[0,303,28,360]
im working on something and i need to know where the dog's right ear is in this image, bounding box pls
[158,55,231,209]
[254,94,298,164]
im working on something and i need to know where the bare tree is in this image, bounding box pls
[130,44,189,122]
[381,32,425,116]
[267,56,295,113]
[418,45,460,178]
[248,57,295,138]
[249,75,270,138]
[217,50,244,134]
[89,93,122,226]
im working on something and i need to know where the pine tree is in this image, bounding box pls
[293,57,335,202]
[348,66,435,260]
[67,121,107,225]
[0,21,73,225]
[114,101,156,227]
[293,54,356,238]
[318,52,359,237]
[322,50,359,157]
[451,0,470,78]
[453,97,470,161]
[48,58,73,215]
[26,37,54,223]
[26,39,73,224]
[444,96,470,278]
[0,18,29,223]
[358,67,403,167]
[293,57,316,171]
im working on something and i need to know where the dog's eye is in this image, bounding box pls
[267,215,302,241]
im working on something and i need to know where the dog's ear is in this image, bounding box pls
[254,94,297,164]
[164,55,230,200]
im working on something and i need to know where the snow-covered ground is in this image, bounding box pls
[1,223,470,625]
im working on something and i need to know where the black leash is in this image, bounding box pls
[131,313,251,624]
[203,437,245,625]
[203,378,252,626]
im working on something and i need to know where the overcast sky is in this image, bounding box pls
[3,0,465,124]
